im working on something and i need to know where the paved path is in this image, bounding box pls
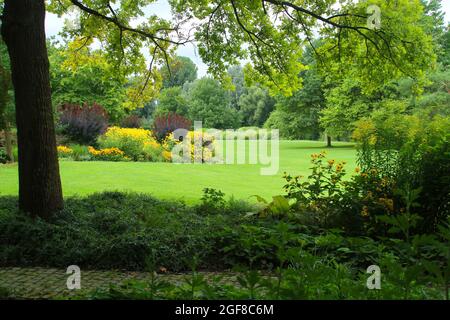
[0,267,235,299]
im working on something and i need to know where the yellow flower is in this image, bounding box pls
[380,177,390,187]
[57,146,73,154]
[144,140,161,149]
[378,198,394,212]
[327,159,335,166]
[104,126,152,141]
[88,146,124,158]
[361,206,369,217]
[88,146,100,156]
[335,163,344,172]
[354,167,360,173]
[162,150,172,161]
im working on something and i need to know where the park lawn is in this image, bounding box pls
[0,140,356,203]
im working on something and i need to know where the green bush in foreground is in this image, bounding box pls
[0,191,247,271]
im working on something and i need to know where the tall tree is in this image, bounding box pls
[1,0,63,217]
[265,67,325,140]
[238,86,274,127]
[0,39,14,162]
[160,56,198,88]
[186,77,240,129]
[48,41,158,123]
[154,86,189,117]
[227,65,246,111]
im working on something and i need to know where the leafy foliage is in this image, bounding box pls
[58,103,109,144]
[48,42,155,122]
[152,112,192,142]
[153,86,189,117]
[238,86,274,127]
[265,66,325,139]
[160,56,198,88]
[186,77,240,129]
[0,192,248,272]
[98,127,154,161]
[120,115,143,128]
[353,112,450,232]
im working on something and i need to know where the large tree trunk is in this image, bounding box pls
[4,122,13,162]
[1,0,63,218]
[326,134,332,148]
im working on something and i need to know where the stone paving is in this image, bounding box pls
[0,267,152,299]
[0,267,237,299]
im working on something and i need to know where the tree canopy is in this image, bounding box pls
[186,77,240,129]
[43,0,437,96]
[160,55,198,88]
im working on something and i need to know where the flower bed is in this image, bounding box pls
[57,127,218,163]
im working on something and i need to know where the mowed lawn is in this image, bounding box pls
[0,140,356,203]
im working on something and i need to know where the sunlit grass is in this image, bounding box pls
[0,140,356,203]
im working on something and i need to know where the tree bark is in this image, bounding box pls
[4,122,13,162]
[326,135,332,148]
[1,0,63,218]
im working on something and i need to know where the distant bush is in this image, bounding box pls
[68,144,92,161]
[58,103,109,144]
[219,127,273,140]
[120,115,142,128]
[165,131,217,163]
[98,127,153,161]
[152,112,191,142]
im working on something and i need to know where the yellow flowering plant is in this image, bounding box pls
[98,127,156,161]
[88,146,129,161]
[142,140,168,162]
[95,127,219,163]
[281,152,399,235]
[284,151,347,204]
[165,130,217,163]
[57,145,73,158]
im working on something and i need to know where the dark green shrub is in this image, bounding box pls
[0,148,7,163]
[0,192,246,271]
[353,114,450,233]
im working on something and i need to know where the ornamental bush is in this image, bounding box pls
[152,112,191,142]
[98,127,154,161]
[164,131,217,163]
[353,113,450,233]
[142,141,167,162]
[120,115,142,128]
[58,103,109,144]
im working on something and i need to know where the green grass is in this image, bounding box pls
[0,140,356,203]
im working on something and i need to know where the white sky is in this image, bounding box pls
[45,0,450,77]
